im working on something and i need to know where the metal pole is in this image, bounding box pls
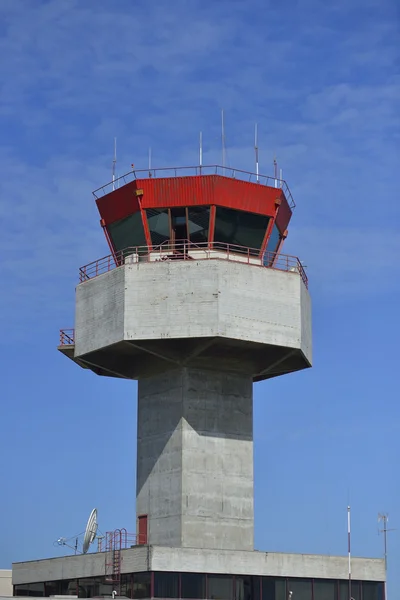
[348,506,352,600]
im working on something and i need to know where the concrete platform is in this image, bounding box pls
[59,258,311,382]
[12,546,385,583]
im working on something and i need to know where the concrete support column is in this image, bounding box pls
[136,367,254,551]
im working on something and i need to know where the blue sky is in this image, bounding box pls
[0,0,399,593]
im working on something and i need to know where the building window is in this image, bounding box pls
[120,574,133,599]
[287,579,312,600]
[154,571,179,598]
[187,206,210,244]
[146,208,170,246]
[236,576,260,600]
[264,223,281,263]
[362,582,385,600]
[132,572,151,599]
[261,577,286,600]
[78,577,114,598]
[339,580,361,600]
[214,207,269,252]
[313,579,337,600]
[14,583,45,597]
[108,212,147,253]
[181,573,206,599]
[207,574,233,599]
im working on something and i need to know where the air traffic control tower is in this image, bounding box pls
[12,164,385,600]
[60,164,312,552]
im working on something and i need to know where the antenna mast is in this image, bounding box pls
[274,156,278,188]
[221,109,226,168]
[254,124,259,183]
[199,131,203,171]
[378,512,395,600]
[348,506,352,600]
[112,138,117,191]
[148,147,152,176]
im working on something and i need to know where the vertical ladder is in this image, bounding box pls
[105,529,126,593]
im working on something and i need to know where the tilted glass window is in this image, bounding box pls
[362,581,385,600]
[214,207,269,252]
[108,212,147,253]
[266,223,281,254]
[188,206,210,244]
[146,208,170,246]
[236,575,261,600]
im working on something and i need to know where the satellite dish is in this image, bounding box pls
[82,509,98,554]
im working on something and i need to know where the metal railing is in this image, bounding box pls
[78,240,308,288]
[59,328,75,346]
[92,164,295,209]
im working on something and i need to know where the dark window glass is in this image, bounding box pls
[45,581,77,597]
[188,206,210,244]
[108,212,147,253]
[236,575,260,600]
[154,571,179,598]
[181,573,206,599]
[120,574,133,599]
[287,579,312,600]
[339,580,360,600]
[362,582,385,600]
[261,577,286,600]
[15,583,45,597]
[171,207,188,241]
[265,223,281,260]
[78,577,113,598]
[146,208,170,246]
[313,579,336,600]
[133,572,151,599]
[208,575,233,600]
[214,207,269,252]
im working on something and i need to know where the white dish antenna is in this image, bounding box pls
[82,508,98,554]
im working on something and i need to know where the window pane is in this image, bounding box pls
[261,577,286,600]
[181,573,206,599]
[264,223,281,263]
[45,581,77,597]
[362,582,385,600]
[133,572,151,599]
[214,207,269,251]
[208,575,233,599]
[78,577,113,598]
[146,208,170,246]
[154,571,179,598]
[236,576,260,600]
[313,579,336,600]
[15,583,45,597]
[120,574,133,599]
[287,579,312,600]
[188,206,210,244]
[108,212,147,252]
[339,580,360,600]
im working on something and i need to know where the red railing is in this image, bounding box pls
[100,529,146,553]
[78,240,308,288]
[59,328,75,346]
[92,164,296,209]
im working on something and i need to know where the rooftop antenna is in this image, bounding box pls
[348,506,353,600]
[280,168,283,189]
[274,156,278,188]
[378,513,395,600]
[254,124,259,183]
[148,147,152,178]
[112,138,117,191]
[221,109,226,168]
[199,131,203,172]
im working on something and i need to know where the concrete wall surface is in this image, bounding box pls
[0,570,12,597]
[75,259,311,361]
[13,546,384,584]
[137,368,253,550]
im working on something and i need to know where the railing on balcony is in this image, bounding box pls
[59,328,75,346]
[92,164,295,209]
[78,240,308,288]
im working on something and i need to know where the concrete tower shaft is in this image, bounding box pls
[58,165,312,553]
